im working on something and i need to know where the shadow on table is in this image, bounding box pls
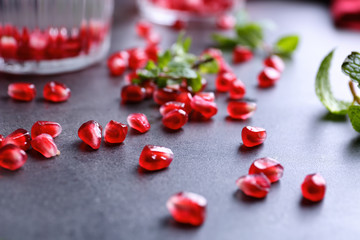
[319,112,347,122]
[160,216,200,231]
[299,197,323,208]
[233,189,266,204]
[238,144,264,154]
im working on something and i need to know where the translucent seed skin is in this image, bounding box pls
[195,92,215,102]
[227,101,256,120]
[264,55,285,73]
[242,126,267,148]
[108,56,127,76]
[78,120,102,150]
[236,173,271,198]
[216,15,236,30]
[258,67,281,88]
[104,120,128,144]
[127,113,151,133]
[190,95,218,119]
[3,129,31,151]
[162,109,188,130]
[8,83,36,101]
[0,144,27,171]
[249,157,284,183]
[31,121,62,139]
[215,71,236,92]
[301,173,326,202]
[167,192,207,226]
[153,88,179,105]
[139,145,174,171]
[121,85,146,103]
[160,101,186,117]
[136,20,153,38]
[31,134,60,158]
[43,81,71,103]
[176,92,193,113]
[232,46,253,64]
[229,80,246,100]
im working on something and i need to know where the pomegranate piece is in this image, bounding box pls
[141,80,156,99]
[227,101,256,120]
[0,144,27,171]
[216,72,237,92]
[242,126,267,148]
[127,113,151,133]
[125,71,140,84]
[0,36,18,59]
[8,83,36,102]
[146,32,161,46]
[139,145,174,171]
[229,80,246,100]
[104,120,128,144]
[172,20,187,31]
[163,109,188,130]
[31,134,60,158]
[301,173,326,202]
[145,44,159,62]
[136,20,152,38]
[127,48,148,70]
[190,96,218,119]
[43,81,71,103]
[196,92,215,102]
[216,15,236,30]
[236,174,271,198]
[121,85,146,103]
[249,157,284,183]
[31,121,62,139]
[176,92,193,113]
[3,128,31,151]
[167,192,207,226]
[160,101,186,116]
[264,55,285,73]
[107,55,127,76]
[258,67,281,88]
[153,88,180,105]
[232,46,253,64]
[78,120,102,150]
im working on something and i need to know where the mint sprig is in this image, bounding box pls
[342,52,360,85]
[273,35,299,58]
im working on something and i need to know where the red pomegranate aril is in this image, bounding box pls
[146,32,161,46]
[216,15,236,30]
[176,92,193,113]
[0,135,4,148]
[301,173,326,202]
[43,81,71,103]
[242,126,267,148]
[216,72,237,92]
[172,20,186,31]
[125,71,139,84]
[108,51,130,65]
[78,120,102,150]
[229,80,246,100]
[167,192,207,226]
[0,36,18,59]
[153,88,179,105]
[107,56,127,76]
[0,144,27,171]
[136,20,152,38]
[163,109,188,130]
[3,128,31,151]
[139,145,174,171]
[190,95,218,119]
[160,101,186,116]
[264,55,285,73]
[121,85,146,103]
[227,101,256,120]
[258,67,281,88]
[31,134,60,158]
[196,92,215,102]
[145,44,159,62]
[8,83,36,102]
[31,121,62,139]
[104,120,128,144]
[127,48,148,70]
[236,174,271,198]
[232,46,253,64]
[127,113,151,133]
[249,157,284,183]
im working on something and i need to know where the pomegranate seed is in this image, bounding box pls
[3,128,31,151]
[301,173,326,202]
[172,20,186,31]
[264,55,285,73]
[258,67,281,88]
[31,134,60,158]
[227,101,256,120]
[216,15,236,30]
[0,134,4,148]
[160,101,186,116]
[8,83,36,102]
[0,144,27,171]
[139,145,174,171]
[236,174,271,198]
[125,71,139,84]
[196,92,215,102]
[107,56,127,76]
[108,51,129,65]
[249,157,284,183]
[176,92,193,113]
[127,113,151,133]
[43,81,71,103]
[229,80,246,100]
[153,88,180,105]
[163,109,188,130]
[216,72,237,92]
[136,20,152,38]
[104,120,128,144]
[127,48,148,70]
[78,120,102,150]
[31,121,62,139]
[0,36,18,59]
[121,85,146,103]
[167,192,207,226]
[145,44,159,62]
[146,32,161,46]
[190,96,218,119]
[141,80,156,98]
[242,126,267,148]
[233,46,253,64]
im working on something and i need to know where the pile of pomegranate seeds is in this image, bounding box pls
[139,145,174,171]
[127,113,151,133]
[167,192,207,226]
[241,126,267,147]
[78,120,103,150]
[301,173,326,202]
[258,55,285,88]
[232,46,253,64]
[8,83,36,101]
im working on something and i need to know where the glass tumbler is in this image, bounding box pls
[0,0,114,75]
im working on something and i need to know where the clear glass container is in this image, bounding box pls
[0,0,114,75]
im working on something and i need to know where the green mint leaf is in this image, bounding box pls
[342,52,360,86]
[138,61,160,78]
[348,105,360,132]
[155,77,168,88]
[274,35,299,57]
[167,61,197,79]
[158,50,172,69]
[235,23,264,49]
[187,73,202,92]
[183,37,192,53]
[198,55,219,74]
[315,50,351,115]
[212,34,238,49]
[145,60,157,71]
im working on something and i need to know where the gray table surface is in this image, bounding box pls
[1,1,360,240]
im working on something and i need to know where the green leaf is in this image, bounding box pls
[187,73,202,92]
[183,37,192,53]
[235,23,264,49]
[315,50,351,115]
[155,77,168,88]
[198,55,219,74]
[158,50,172,69]
[167,61,197,79]
[138,61,159,78]
[274,35,299,57]
[342,52,360,86]
[212,34,238,49]
[348,105,360,132]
